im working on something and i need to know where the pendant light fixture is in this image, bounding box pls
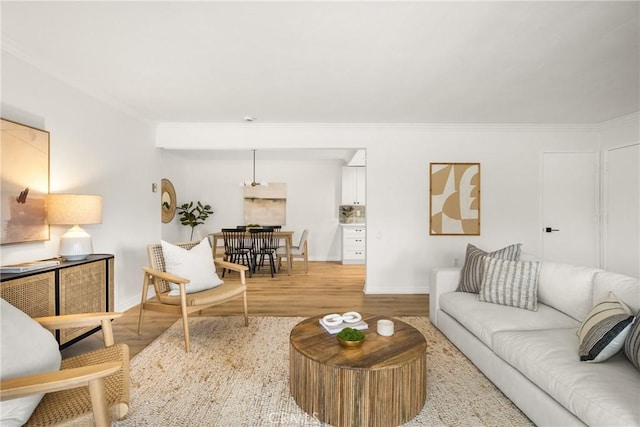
[243,149,268,187]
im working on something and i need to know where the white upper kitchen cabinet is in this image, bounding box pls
[341,166,366,205]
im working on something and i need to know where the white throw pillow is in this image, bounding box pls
[0,298,61,426]
[161,239,223,296]
[577,292,635,362]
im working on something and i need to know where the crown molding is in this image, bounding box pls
[597,112,640,130]
[156,121,600,133]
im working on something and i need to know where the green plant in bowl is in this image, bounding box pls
[337,327,366,348]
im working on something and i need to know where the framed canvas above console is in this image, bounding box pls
[0,118,50,244]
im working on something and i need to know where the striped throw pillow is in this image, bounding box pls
[578,292,635,362]
[457,243,522,293]
[624,317,640,371]
[478,256,540,311]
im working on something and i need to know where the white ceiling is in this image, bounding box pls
[1,1,639,125]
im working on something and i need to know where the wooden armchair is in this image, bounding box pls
[138,241,249,353]
[0,310,129,427]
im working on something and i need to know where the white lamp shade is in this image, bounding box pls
[47,194,102,261]
[47,194,102,225]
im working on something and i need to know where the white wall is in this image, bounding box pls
[1,52,161,310]
[161,153,344,260]
[157,123,612,292]
[599,114,640,277]
[158,150,186,243]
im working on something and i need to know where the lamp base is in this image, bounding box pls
[58,225,93,261]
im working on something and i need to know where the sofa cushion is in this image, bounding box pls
[0,298,62,426]
[439,291,580,348]
[578,292,635,362]
[478,257,540,311]
[538,262,602,322]
[493,328,640,427]
[592,271,640,315]
[625,317,640,371]
[161,238,223,296]
[457,243,521,293]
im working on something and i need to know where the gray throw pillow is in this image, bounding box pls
[457,243,522,293]
[624,315,640,370]
[478,256,541,311]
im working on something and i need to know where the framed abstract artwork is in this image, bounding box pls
[243,183,287,226]
[1,118,51,244]
[430,162,480,235]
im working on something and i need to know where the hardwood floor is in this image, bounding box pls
[61,261,429,359]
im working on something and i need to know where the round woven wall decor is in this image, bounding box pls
[161,178,177,223]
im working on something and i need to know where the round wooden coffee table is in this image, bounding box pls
[289,314,427,427]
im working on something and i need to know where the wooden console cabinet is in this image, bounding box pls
[1,254,114,348]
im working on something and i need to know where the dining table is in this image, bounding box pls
[210,230,295,275]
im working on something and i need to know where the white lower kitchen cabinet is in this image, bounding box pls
[341,224,365,265]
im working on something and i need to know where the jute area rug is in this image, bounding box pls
[71,316,533,426]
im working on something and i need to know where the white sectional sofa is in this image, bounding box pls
[430,261,640,427]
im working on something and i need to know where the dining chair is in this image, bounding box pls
[249,227,279,277]
[138,240,249,352]
[277,229,309,273]
[221,228,253,277]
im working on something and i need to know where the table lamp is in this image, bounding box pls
[47,194,102,261]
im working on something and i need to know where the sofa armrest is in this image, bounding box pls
[429,268,461,326]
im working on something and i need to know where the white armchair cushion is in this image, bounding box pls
[161,238,223,296]
[0,298,61,426]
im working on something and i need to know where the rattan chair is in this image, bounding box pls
[138,241,249,353]
[0,312,130,427]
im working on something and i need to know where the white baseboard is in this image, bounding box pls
[364,283,429,294]
[116,294,142,312]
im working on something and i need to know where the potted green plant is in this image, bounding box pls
[177,201,214,240]
[341,206,355,223]
[336,327,366,348]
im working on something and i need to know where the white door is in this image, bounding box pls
[605,144,639,277]
[542,152,599,267]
